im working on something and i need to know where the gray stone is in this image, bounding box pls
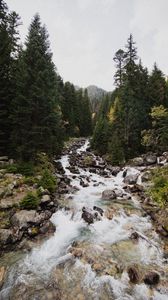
[10,210,46,229]
[145,154,157,165]
[0,229,13,245]
[131,157,144,166]
[124,174,139,185]
[41,194,51,204]
[0,156,8,161]
[102,189,116,200]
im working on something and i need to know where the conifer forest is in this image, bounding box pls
[0,1,168,299]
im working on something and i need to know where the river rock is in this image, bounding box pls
[0,229,13,245]
[124,174,139,185]
[113,188,124,198]
[40,194,51,205]
[107,166,121,176]
[127,266,140,283]
[0,266,6,288]
[145,154,157,165]
[144,271,160,286]
[92,263,103,272]
[141,171,152,182]
[81,207,94,224]
[102,189,116,200]
[10,210,46,229]
[93,206,104,216]
[131,157,144,166]
[53,160,65,173]
[104,208,116,220]
[70,247,83,258]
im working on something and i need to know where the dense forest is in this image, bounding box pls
[92,34,168,165]
[0,0,92,161]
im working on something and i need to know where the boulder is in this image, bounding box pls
[131,157,144,167]
[113,188,124,198]
[124,174,139,185]
[40,194,51,205]
[107,166,121,176]
[141,171,152,182]
[10,210,46,229]
[104,208,115,220]
[0,266,6,288]
[0,156,8,161]
[0,229,13,245]
[144,272,160,286]
[93,206,104,216]
[70,247,83,258]
[127,266,140,284]
[81,207,94,224]
[145,154,157,165]
[102,189,116,200]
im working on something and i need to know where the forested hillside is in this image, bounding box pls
[0,0,92,161]
[92,34,168,165]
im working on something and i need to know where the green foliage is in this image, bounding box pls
[142,105,168,152]
[6,162,35,176]
[20,192,40,209]
[93,34,167,163]
[149,166,168,207]
[38,169,56,193]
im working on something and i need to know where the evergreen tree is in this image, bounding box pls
[148,63,167,107]
[113,49,125,87]
[0,0,20,155]
[11,14,63,160]
[79,89,92,137]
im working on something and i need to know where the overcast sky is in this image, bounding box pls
[7,0,168,91]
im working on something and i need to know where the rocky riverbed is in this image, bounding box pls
[0,139,168,299]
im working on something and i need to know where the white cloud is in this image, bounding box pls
[6,0,168,89]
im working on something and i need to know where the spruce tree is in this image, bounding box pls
[0,0,20,155]
[148,63,167,107]
[11,14,63,160]
[113,49,125,87]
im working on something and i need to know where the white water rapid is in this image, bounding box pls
[0,139,168,300]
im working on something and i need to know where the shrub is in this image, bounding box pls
[6,162,35,176]
[20,192,40,210]
[148,166,168,207]
[38,169,56,193]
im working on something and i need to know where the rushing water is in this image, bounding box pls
[0,140,168,300]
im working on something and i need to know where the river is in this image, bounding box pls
[0,139,168,300]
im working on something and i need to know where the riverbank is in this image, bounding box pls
[0,139,168,299]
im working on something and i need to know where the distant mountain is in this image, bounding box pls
[86,85,107,113]
[74,84,108,113]
[86,85,106,101]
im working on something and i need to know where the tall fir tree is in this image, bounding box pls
[113,49,125,87]
[11,14,63,160]
[0,0,20,155]
[148,63,167,107]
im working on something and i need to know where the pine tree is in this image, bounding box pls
[79,89,92,137]
[0,0,20,155]
[10,14,63,160]
[113,49,125,87]
[148,63,167,107]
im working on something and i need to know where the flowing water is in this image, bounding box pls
[0,140,168,300]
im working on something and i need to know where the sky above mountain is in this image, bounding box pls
[7,0,168,91]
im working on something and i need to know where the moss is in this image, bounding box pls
[20,192,40,210]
